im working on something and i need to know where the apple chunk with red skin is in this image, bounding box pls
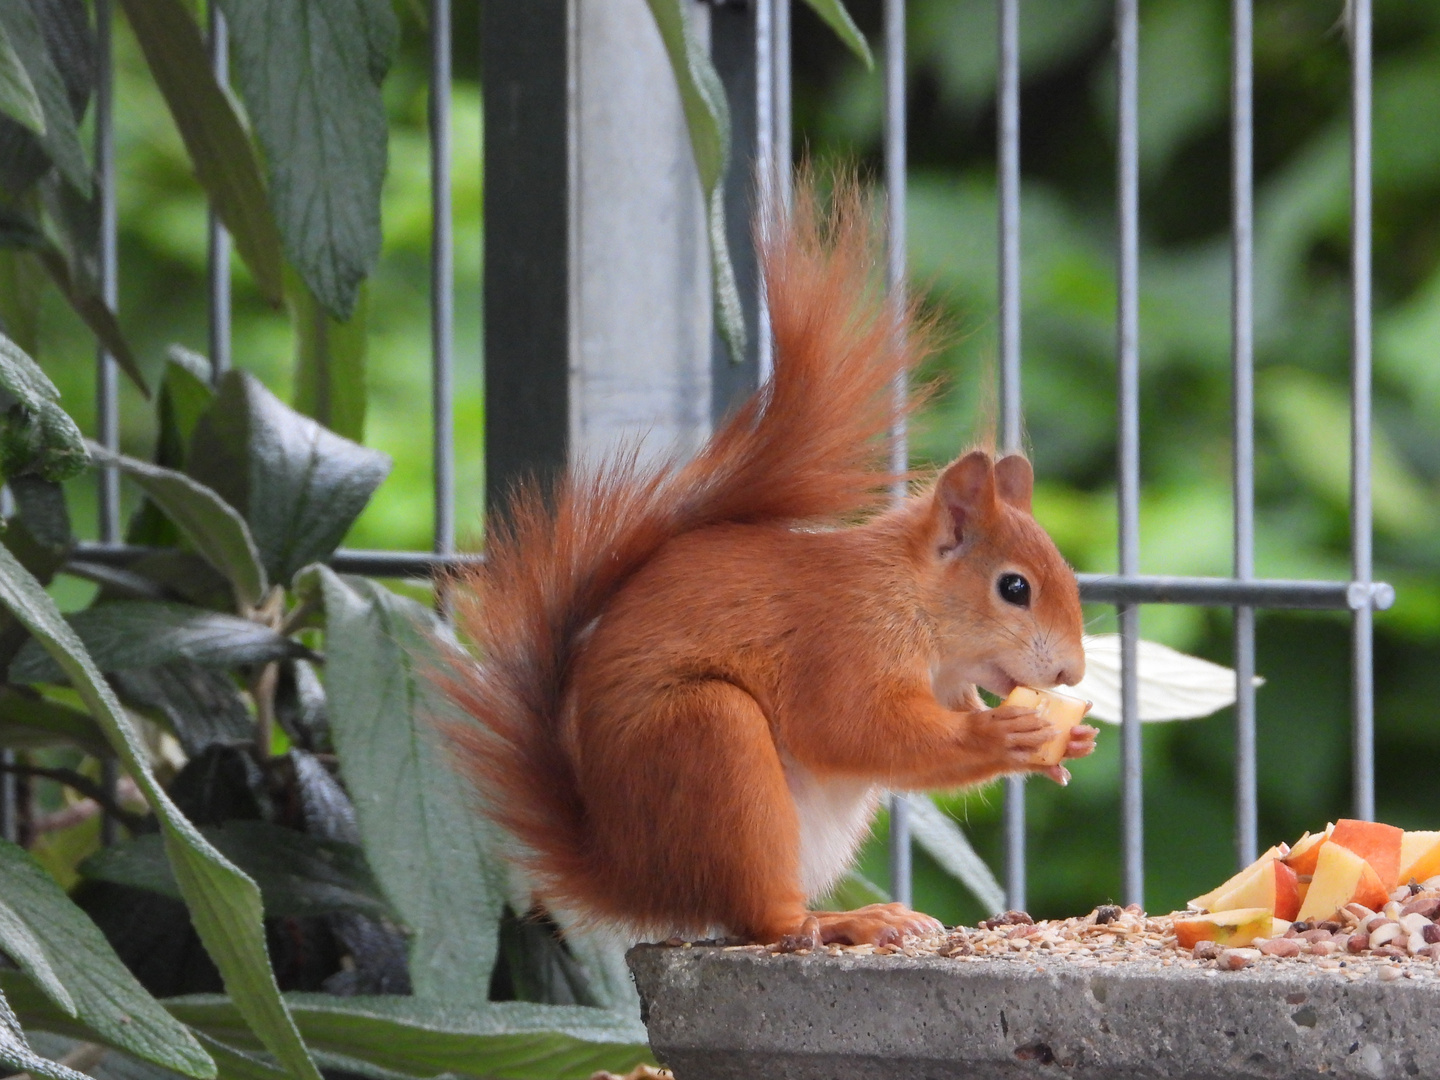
[1295,841,1388,922]
[1282,825,1333,876]
[1173,908,1275,950]
[1328,819,1403,890]
[1200,855,1301,922]
[1188,845,1288,913]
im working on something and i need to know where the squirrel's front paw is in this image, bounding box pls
[978,703,1050,767]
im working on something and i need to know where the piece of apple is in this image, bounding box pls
[1398,830,1440,886]
[1282,824,1333,876]
[1003,686,1091,767]
[1173,908,1274,950]
[1329,819,1404,890]
[1205,855,1301,922]
[1189,845,1286,912]
[1296,841,1388,922]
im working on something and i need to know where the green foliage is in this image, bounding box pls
[0,0,87,193]
[118,0,285,307]
[0,841,211,1077]
[214,0,395,321]
[645,0,746,362]
[0,23,45,135]
[302,567,507,1003]
[0,330,86,482]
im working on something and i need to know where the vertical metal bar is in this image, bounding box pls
[96,0,120,847]
[773,0,791,208]
[207,3,231,382]
[754,0,774,383]
[883,0,911,910]
[0,751,14,843]
[95,0,119,543]
[1115,0,1143,908]
[431,0,455,558]
[997,0,1026,913]
[1230,0,1257,870]
[1349,0,1374,822]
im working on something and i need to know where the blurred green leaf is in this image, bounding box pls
[33,243,149,398]
[1261,367,1437,541]
[214,0,395,320]
[0,0,86,191]
[800,0,873,69]
[80,822,396,923]
[166,995,651,1080]
[813,868,890,912]
[0,839,214,1076]
[0,686,108,755]
[907,794,1006,914]
[10,601,306,685]
[117,0,285,307]
[299,568,504,1003]
[0,26,45,134]
[0,542,321,1080]
[90,444,268,607]
[0,328,87,482]
[643,0,745,362]
[291,275,366,442]
[187,371,390,585]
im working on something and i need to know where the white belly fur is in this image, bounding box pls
[783,756,881,900]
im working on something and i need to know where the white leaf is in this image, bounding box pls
[1071,634,1263,723]
[906,794,1006,914]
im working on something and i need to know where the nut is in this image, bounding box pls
[1424,923,1440,946]
[1369,922,1405,950]
[1093,905,1121,926]
[1192,941,1224,961]
[1408,931,1429,956]
[1399,912,1431,935]
[1372,944,1407,959]
[1347,933,1368,954]
[1343,903,1375,923]
[1378,964,1405,982]
[1317,920,1342,934]
[1217,947,1260,971]
[1308,940,1339,957]
[1259,937,1301,958]
[1299,928,1333,944]
[1401,896,1440,920]
[1383,900,1404,920]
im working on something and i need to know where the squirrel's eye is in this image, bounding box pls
[997,572,1031,607]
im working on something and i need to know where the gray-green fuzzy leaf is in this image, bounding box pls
[300,567,505,1003]
[907,794,1006,914]
[10,601,306,685]
[0,986,89,1080]
[187,371,390,585]
[214,0,395,320]
[90,443,268,606]
[0,329,87,482]
[80,822,396,923]
[0,26,45,134]
[0,542,320,1080]
[644,0,745,361]
[117,0,285,307]
[166,994,651,1080]
[0,0,87,191]
[0,839,212,1075]
[112,660,253,757]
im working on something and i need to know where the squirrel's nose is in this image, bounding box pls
[1054,654,1086,688]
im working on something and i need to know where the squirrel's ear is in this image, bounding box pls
[935,450,995,551]
[994,454,1033,512]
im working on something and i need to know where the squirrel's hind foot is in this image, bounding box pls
[773,903,944,950]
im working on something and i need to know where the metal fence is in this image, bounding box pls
[69,0,1391,914]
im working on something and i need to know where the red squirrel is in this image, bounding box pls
[444,176,1096,947]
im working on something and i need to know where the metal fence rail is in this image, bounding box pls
[70,0,1388,911]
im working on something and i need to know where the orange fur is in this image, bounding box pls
[442,175,1090,945]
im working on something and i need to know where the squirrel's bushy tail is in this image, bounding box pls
[442,173,932,917]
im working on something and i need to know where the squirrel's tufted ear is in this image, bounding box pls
[994,454,1033,512]
[935,450,996,551]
